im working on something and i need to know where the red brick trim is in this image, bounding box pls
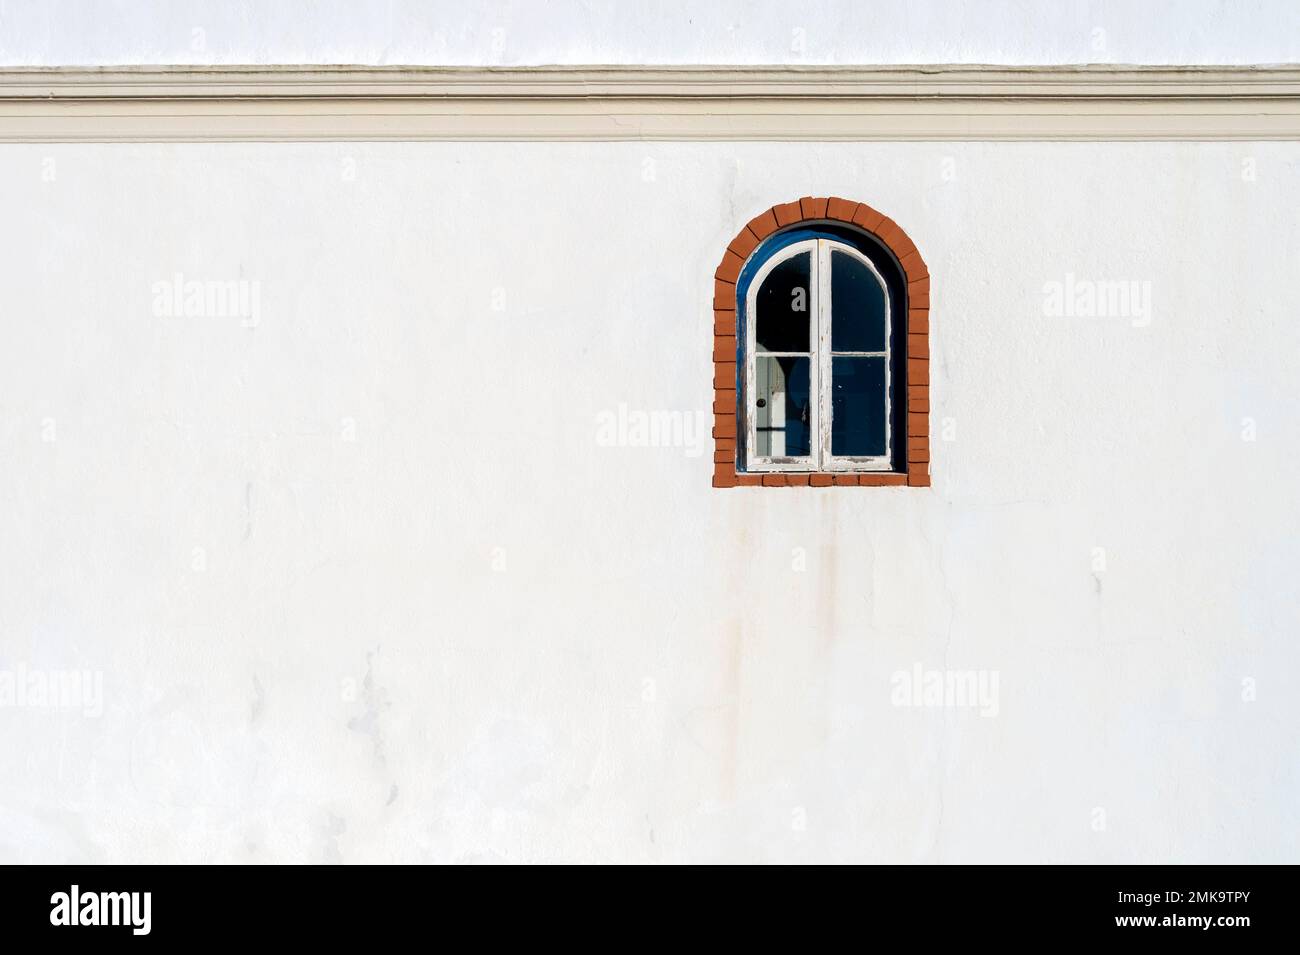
[712,197,930,488]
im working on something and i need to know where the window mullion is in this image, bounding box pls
[816,239,832,469]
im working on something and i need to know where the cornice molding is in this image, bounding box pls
[1,65,1298,142]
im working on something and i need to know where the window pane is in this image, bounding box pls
[831,356,887,456]
[755,252,811,353]
[830,250,887,353]
[755,356,812,457]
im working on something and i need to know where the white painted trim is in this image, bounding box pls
[819,242,893,472]
[745,241,818,472]
[1,65,1298,141]
[743,238,893,474]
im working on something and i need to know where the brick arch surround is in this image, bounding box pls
[712,197,931,488]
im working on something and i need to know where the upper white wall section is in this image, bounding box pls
[1,0,1296,67]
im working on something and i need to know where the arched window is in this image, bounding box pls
[712,197,930,487]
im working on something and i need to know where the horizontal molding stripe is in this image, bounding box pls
[1,65,1298,142]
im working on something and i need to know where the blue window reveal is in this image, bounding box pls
[736,225,907,474]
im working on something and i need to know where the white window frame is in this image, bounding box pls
[743,237,892,473]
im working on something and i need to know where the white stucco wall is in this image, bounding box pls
[1,0,1298,66]
[1,138,1296,863]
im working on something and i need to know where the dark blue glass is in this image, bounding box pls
[831,250,887,353]
[831,356,886,456]
[755,252,811,353]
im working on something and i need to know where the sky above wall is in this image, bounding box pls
[0,0,1296,67]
